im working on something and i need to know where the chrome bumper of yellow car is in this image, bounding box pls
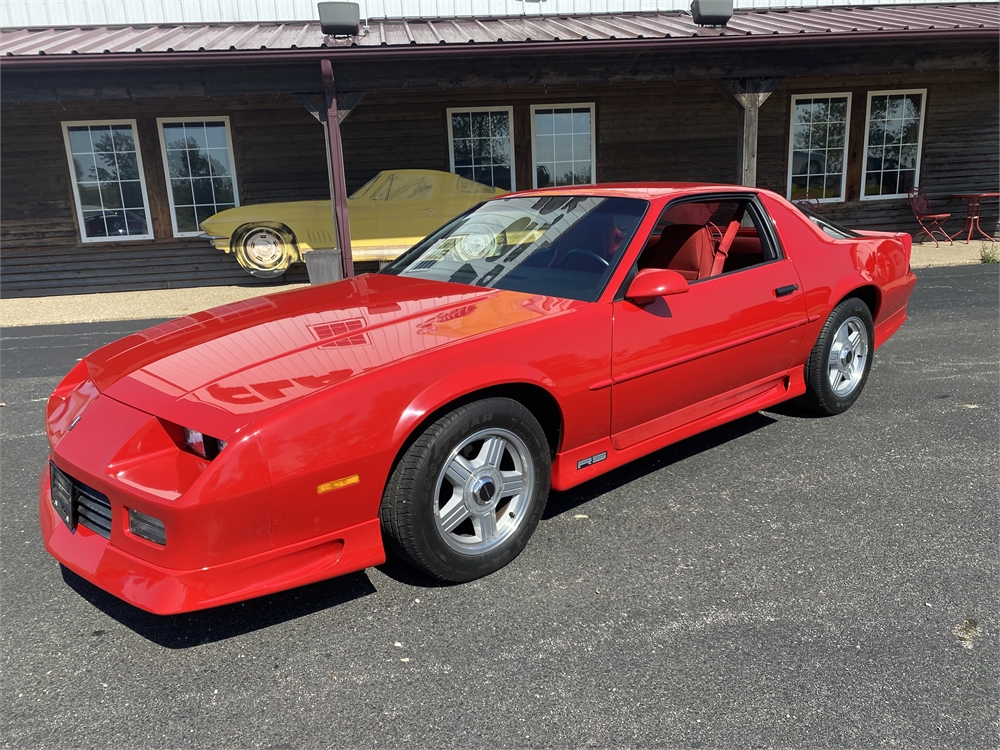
[199,233,231,253]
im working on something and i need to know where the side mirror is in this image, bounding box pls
[625,268,689,305]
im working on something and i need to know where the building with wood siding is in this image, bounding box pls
[1,1,997,296]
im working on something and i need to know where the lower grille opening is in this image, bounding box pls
[50,463,112,539]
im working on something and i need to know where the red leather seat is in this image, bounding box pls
[638,224,715,281]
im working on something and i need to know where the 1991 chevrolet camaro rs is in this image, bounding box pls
[41,184,917,614]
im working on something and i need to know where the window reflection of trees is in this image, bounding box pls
[67,124,149,238]
[790,97,848,201]
[73,131,140,182]
[163,124,237,232]
[166,137,235,204]
[533,107,593,189]
[864,93,921,197]
[451,110,513,190]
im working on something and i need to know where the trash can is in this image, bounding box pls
[303,249,343,285]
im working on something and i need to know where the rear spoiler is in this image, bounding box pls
[855,230,913,272]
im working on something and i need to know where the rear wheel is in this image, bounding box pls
[379,398,550,582]
[233,224,295,278]
[802,297,874,415]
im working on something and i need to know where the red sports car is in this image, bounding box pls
[40,184,917,614]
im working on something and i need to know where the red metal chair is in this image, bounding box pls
[908,187,953,247]
[792,196,820,212]
[792,188,821,211]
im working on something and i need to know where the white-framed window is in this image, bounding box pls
[786,93,851,203]
[861,89,927,200]
[447,107,515,191]
[61,120,154,242]
[531,103,596,188]
[157,117,239,236]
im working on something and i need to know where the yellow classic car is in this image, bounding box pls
[199,169,506,278]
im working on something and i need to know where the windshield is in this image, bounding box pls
[797,205,861,239]
[380,195,648,302]
[349,172,383,199]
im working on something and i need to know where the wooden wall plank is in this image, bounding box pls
[2,64,997,297]
[758,68,1000,231]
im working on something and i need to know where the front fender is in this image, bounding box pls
[391,363,558,449]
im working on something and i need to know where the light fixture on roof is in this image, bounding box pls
[690,0,733,27]
[318,2,361,36]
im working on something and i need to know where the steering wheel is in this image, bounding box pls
[560,248,610,271]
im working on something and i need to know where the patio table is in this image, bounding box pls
[950,192,1000,242]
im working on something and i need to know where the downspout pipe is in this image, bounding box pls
[320,58,354,278]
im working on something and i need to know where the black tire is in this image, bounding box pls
[801,297,875,415]
[233,223,295,278]
[379,397,551,582]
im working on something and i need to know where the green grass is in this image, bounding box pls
[981,245,1000,264]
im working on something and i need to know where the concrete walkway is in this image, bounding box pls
[909,238,992,269]
[1,283,308,328]
[0,240,993,328]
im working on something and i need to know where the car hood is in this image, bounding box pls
[86,274,576,439]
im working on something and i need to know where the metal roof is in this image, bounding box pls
[1,3,996,60]
[3,0,991,27]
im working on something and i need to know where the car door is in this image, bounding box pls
[610,196,809,450]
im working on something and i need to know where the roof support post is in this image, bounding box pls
[294,91,366,124]
[719,77,783,187]
[321,59,354,278]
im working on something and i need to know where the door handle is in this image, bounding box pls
[775,284,799,297]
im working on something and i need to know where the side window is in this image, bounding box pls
[370,175,393,201]
[635,198,776,281]
[386,173,434,202]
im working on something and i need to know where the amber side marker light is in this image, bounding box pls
[317,474,360,494]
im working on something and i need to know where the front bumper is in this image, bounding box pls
[40,387,385,615]
[40,468,384,615]
[199,232,231,253]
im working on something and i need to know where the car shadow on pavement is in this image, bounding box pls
[376,549,456,588]
[338,411,787,587]
[61,565,377,649]
[542,411,779,520]
[760,398,817,419]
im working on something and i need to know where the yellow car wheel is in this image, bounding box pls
[233,223,296,278]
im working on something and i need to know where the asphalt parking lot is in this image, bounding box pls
[1,265,997,749]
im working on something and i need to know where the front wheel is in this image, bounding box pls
[802,297,874,415]
[233,224,295,278]
[379,398,551,582]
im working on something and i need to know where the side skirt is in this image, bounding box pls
[551,366,806,492]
